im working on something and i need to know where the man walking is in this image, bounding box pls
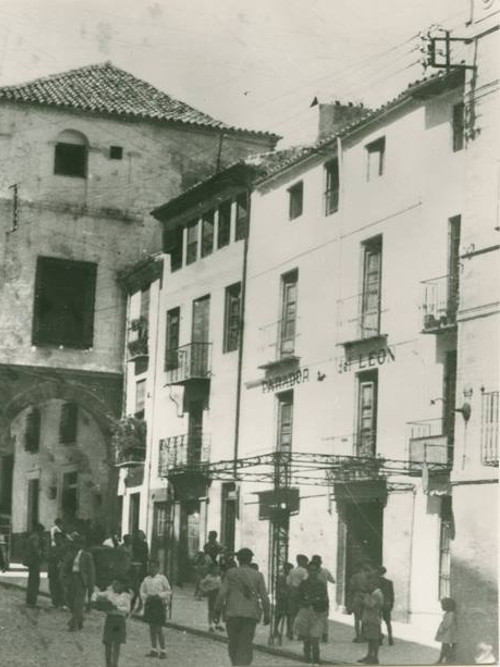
[214,547,270,666]
[65,533,95,630]
[311,554,335,643]
[24,523,46,607]
[377,566,394,645]
[286,554,309,639]
[347,562,372,642]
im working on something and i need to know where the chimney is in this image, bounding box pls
[317,100,367,141]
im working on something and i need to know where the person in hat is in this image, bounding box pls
[214,547,270,666]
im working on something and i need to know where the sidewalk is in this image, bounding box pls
[0,567,440,665]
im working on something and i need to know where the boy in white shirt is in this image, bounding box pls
[140,560,171,659]
[92,576,131,667]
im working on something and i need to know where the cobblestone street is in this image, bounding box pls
[0,586,301,667]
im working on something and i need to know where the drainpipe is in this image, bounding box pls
[233,191,251,477]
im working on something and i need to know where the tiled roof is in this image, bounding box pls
[0,62,277,138]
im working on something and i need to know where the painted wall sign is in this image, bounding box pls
[337,346,395,374]
[262,368,310,393]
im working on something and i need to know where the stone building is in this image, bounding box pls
[0,61,277,557]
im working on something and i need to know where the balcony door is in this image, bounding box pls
[192,296,210,376]
[277,391,294,452]
[356,371,378,457]
[447,216,461,320]
[188,401,204,464]
[443,350,457,464]
[165,307,180,371]
[280,270,298,358]
[361,237,382,338]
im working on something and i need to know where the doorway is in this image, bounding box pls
[178,500,200,582]
[344,500,384,601]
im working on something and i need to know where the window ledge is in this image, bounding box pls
[338,333,387,349]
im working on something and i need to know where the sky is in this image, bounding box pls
[0,0,469,145]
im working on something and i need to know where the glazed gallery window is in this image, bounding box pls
[59,402,78,445]
[201,210,215,258]
[288,181,304,220]
[32,257,97,349]
[54,129,88,178]
[324,158,339,215]
[217,200,232,249]
[223,282,241,353]
[235,193,249,241]
[277,391,294,452]
[186,220,199,265]
[366,136,385,180]
[135,379,146,419]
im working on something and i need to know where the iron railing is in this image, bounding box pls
[481,390,499,467]
[158,433,211,476]
[407,418,452,464]
[421,275,459,333]
[164,342,212,384]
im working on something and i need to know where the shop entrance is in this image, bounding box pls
[178,500,201,582]
[344,500,384,598]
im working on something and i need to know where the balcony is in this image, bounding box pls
[337,293,386,347]
[158,433,211,476]
[421,275,458,333]
[407,418,453,465]
[127,317,148,361]
[115,445,146,467]
[164,342,212,384]
[112,416,147,468]
[481,389,499,467]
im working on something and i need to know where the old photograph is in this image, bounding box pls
[0,1,498,666]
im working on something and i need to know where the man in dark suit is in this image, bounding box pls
[65,533,95,630]
[24,523,46,607]
[377,566,395,645]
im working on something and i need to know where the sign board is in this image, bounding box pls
[258,487,300,519]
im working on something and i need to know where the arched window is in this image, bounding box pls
[54,129,88,178]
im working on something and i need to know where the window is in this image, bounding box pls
[325,159,339,215]
[201,210,215,258]
[25,408,41,453]
[110,145,123,160]
[288,181,304,220]
[366,137,385,180]
[186,220,198,265]
[438,496,453,598]
[217,200,231,249]
[33,257,97,348]
[447,215,461,321]
[140,287,150,322]
[277,391,294,452]
[135,380,146,419]
[235,193,249,241]
[129,492,140,534]
[165,226,183,272]
[59,402,78,444]
[280,270,298,358]
[0,454,14,513]
[224,282,241,353]
[54,130,87,178]
[27,478,40,530]
[452,103,464,152]
[165,307,180,371]
[361,237,382,338]
[356,370,378,457]
[481,390,499,466]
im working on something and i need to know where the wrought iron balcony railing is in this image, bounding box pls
[421,275,459,333]
[164,342,212,384]
[481,389,499,467]
[115,445,146,468]
[407,418,452,465]
[158,433,211,476]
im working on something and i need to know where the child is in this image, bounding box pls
[140,560,171,659]
[294,561,329,665]
[435,598,458,664]
[92,577,131,667]
[199,563,224,632]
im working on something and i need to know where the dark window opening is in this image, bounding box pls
[0,454,14,514]
[165,307,181,371]
[27,479,40,530]
[186,220,198,265]
[140,287,150,322]
[217,200,231,249]
[135,380,146,420]
[361,236,382,338]
[277,390,294,452]
[128,492,140,535]
[110,145,123,160]
[32,257,97,349]
[59,402,78,445]
[439,496,453,598]
[61,472,78,522]
[452,103,464,152]
[201,210,215,258]
[325,158,339,214]
[366,137,385,180]
[288,181,304,220]
[356,370,378,457]
[235,193,249,241]
[224,282,241,353]
[54,143,87,178]
[25,408,41,453]
[164,226,183,272]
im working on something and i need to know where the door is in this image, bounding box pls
[179,500,200,582]
[344,500,384,602]
[27,478,40,531]
[187,401,204,464]
[221,483,237,553]
[361,238,382,337]
[447,216,461,320]
[151,502,171,574]
[128,492,140,535]
[443,350,457,464]
[192,296,210,375]
[0,455,14,515]
[280,271,298,357]
[357,371,378,457]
